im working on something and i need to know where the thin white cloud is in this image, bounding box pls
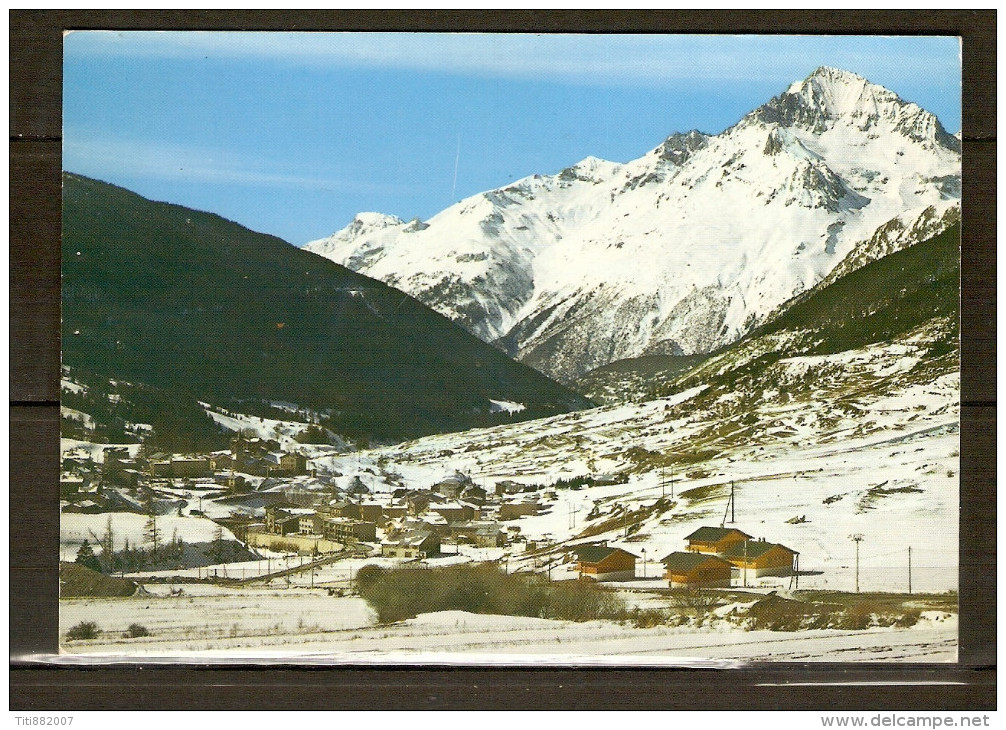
[64,31,958,88]
[63,134,409,194]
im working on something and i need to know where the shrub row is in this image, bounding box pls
[356,564,625,624]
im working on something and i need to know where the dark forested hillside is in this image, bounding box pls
[61,173,592,443]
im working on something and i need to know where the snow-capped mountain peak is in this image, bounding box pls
[343,211,406,235]
[305,67,960,382]
[753,66,959,152]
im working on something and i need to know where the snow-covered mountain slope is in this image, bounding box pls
[308,224,960,593]
[306,67,961,382]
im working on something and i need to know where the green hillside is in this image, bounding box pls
[62,173,592,443]
[755,222,960,356]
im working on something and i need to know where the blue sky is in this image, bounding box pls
[63,32,961,246]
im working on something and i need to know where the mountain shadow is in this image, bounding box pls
[61,173,593,444]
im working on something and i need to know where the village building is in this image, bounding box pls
[214,471,247,492]
[148,456,212,479]
[498,501,539,520]
[431,501,479,523]
[62,498,105,514]
[574,544,638,581]
[60,472,89,499]
[495,480,526,496]
[431,473,471,499]
[268,514,300,535]
[358,501,407,525]
[61,447,95,471]
[721,540,798,578]
[149,459,173,478]
[684,526,754,555]
[472,524,508,548]
[460,484,488,504]
[322,518,377,544]
[101,448,139,483]
[264,505,315,535]
[661,551,733,588]
[298,513,324,535]
[450,522,508,548]
[381,529,440,559]
[209,451,234,471]
[170,456,213,478]
[264,451,309,476]
[328,501,362,519]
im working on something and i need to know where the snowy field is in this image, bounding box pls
[56,587,955,663]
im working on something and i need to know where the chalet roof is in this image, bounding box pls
[661,551,732,572]
[574,545,636,564]
[432,501,467,510]
[324,516,369,526]
[387,529,438,547]
[475,524,505,536]
[685,526,753,543]
[265,501,301,512]
[721,541,798,559]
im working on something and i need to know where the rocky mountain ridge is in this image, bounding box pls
[306,67,960,382]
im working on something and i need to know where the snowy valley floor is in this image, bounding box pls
[57,587,956,664]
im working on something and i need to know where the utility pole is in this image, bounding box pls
[908,546,912,595]
[641,548,647,579]
[850,534,864,593]
[743,539,748,588]
[730,481,735,523]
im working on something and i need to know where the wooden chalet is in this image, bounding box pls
[721,540,798,577]
[684,526,753,555]
[574,544,637,581]
[661,551,733,588]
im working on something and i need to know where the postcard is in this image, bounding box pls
[58,31,961,663]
